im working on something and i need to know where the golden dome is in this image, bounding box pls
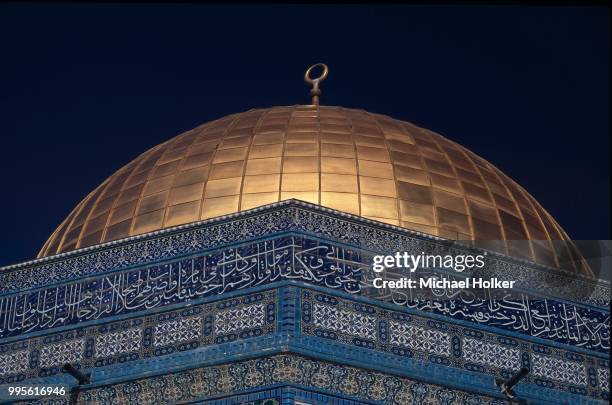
[38,105,587,274]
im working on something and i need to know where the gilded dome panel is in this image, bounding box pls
[38,106,588,275]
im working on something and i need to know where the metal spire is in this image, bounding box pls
[304,63,329,106]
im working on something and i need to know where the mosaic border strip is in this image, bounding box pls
[75,354,502,405]
[1,234,608,353]
[0,236,360,340]
[301,289,609,400]
[1,201,607,307]
[0,284,607,402]
[0,290,277,382]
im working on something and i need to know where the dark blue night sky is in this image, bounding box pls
[0,5,609,265]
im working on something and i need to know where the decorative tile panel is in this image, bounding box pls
[95,328,142,358]
[0,349,29,376]
[0,207,296,293]
[292,206,609,306]
[300,289,605,399]
[462,337,521,370]
[4,198,604,311]
[215,304,265,335]
[0,235,361,340]
[0,290,277,382]
[0,201,607,405]
[389,322,450,356]
[313,304,377,340]
[0,284,607,402]
[0,229,608,354]
[532,353,587,386]
[39,338,85,368]
[0,215,610,353]
[77,354,500,405]
[598,368,609,392]
[154,317,201,347]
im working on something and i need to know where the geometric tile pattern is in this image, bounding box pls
[462,337,521,370]
[299,289,607,400]
[313,304,377,340]
[4,204,606,325]
[0,349,29,376]
[389,321,450,356]
[598,368,609,392]
[0,282,605,402]
[0,289,277,383]
[3,229,608,356]
[39,338,85,368]
[95,328,142,358]
[77,354,499,405]
[532,353,587,386]
[215,304,265,335]
[154,317,203,347]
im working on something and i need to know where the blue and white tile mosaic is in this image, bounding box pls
[313,304,377,340]
[76,354,501,405]
[389,322,451,356]
[598,367,609,392]
[95,328,141,358]
[0,208,296,294]
[0,202,608,403]
[0,284,607,401]
[0,236,361,340]
[532,353,587,386]
[0,290,277,382]
[215,304,265,335]
[0,233,608,353]
[39,338,85,368]
[0,349,28,377]
[291,206,609,306]
[1,202,608,308]
[154,317,201,347]
[301,289,608,399]
[462,337,521,371]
